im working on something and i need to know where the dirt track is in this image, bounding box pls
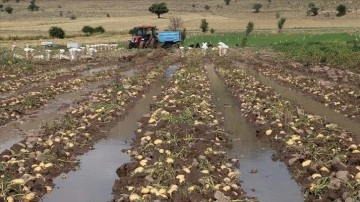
[1,48,359,202]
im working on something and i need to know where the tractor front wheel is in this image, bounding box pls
[126,41,132,49]
[139,41,145,49]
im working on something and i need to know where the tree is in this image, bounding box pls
[168,17,183,31]
[307,3,319,16]
[336,4,347,17]
[253,3,262,13]
[224,0,231,6]
[149,2,168,18]
[241,21,254,47]
[278,17,286,33]
[5,6,13,14]
[180,28,187,45]
[200,19,209,33]
[49,26,65,39]
[28,0,39,12]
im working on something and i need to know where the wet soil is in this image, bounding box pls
[1,48,360,202]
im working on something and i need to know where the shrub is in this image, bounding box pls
[28,0,39,12]
[336,4,347,17]
[253,3,262,13]
[200,19,209,33]
[49,26,65,39]
[94,26,105,33]
[210,28,215,34]
[278,17,286,33]
[106,13,110,17]
[5,5,13,14]
[82,26,95,35]
[70,14,76,20]
[224,0,230,6]
[204,5,210,10]
[241,21,254,47]
[307,3,319,16]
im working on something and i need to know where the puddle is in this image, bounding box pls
[41,66,176,202]
[242,64,360,141]
[164,65,179,78]
[205,64,303,202]
[79,65,118,77]
[0,80,107,153]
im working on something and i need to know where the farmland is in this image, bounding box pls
[1,0,360,202]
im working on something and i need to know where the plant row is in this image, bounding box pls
[214,59,360,201]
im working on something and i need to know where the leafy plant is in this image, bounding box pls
[204,5,210,10]
[253,3,262,13]
[28,0,39,12]
[200,19,209,33]
[224,0,230,6]
[278,17,286,33]
[149,2,168,18]
[82,26,94,35]
[241,21,254,47]
[49,26,65,39]
[5,5,13,14]
[336,4,347,17]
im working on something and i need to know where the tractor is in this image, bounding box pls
[126,25,181,49]
[127,26,159,49]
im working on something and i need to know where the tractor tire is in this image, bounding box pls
[126,41,132,49]
[139,41,145,49]
[150,39,160,49]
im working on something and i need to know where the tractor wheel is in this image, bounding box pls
[150,39,160,49]
[126,41,132,49]
[139,41,145,49]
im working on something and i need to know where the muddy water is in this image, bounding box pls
[241,64,360,141]
[0,80,108,152]
[205,64,303,202]
[42,66,177,202]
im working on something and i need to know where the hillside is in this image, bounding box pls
[0,0,359,45]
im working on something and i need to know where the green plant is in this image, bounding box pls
[241,21,254,47]
[204,5,210,10]
[28,0,39,12]
[224,0,230,5]
[5,5,13,14]
[106,12,110,17]
[278,17,286,33]
[94,26,105,33]
[200,19,209,33]
[82,25,94,35]
[49,26,65,39]
[336,4,347,17]
[180,28,187,45]
[253,3,262,13]
[307,3,319,16]
[149,2,168,18]
[210,28,215,34]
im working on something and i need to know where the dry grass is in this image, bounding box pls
[0,0,359,46]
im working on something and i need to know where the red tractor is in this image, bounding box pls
[127,25,159,49]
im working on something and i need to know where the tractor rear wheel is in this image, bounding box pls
[150,39,160,49]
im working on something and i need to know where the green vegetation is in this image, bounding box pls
[185,32,360,69]
[81,25,105,36]
[336,4,347,17]
[224,0,230,6]
[148,2,168,18]
[49,26,65,39]
[278,17,286,33]
[200,19,209,33]
[307,3,319,16]
[5,5,12,14]
[28,0,39,12]
[241,21,254,47]
[253,3,262,13]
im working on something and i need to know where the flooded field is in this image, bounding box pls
[1,48,359,202]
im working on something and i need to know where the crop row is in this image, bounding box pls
[214,59,360,201]
[0,57,170,202]
[112,58,256,201]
